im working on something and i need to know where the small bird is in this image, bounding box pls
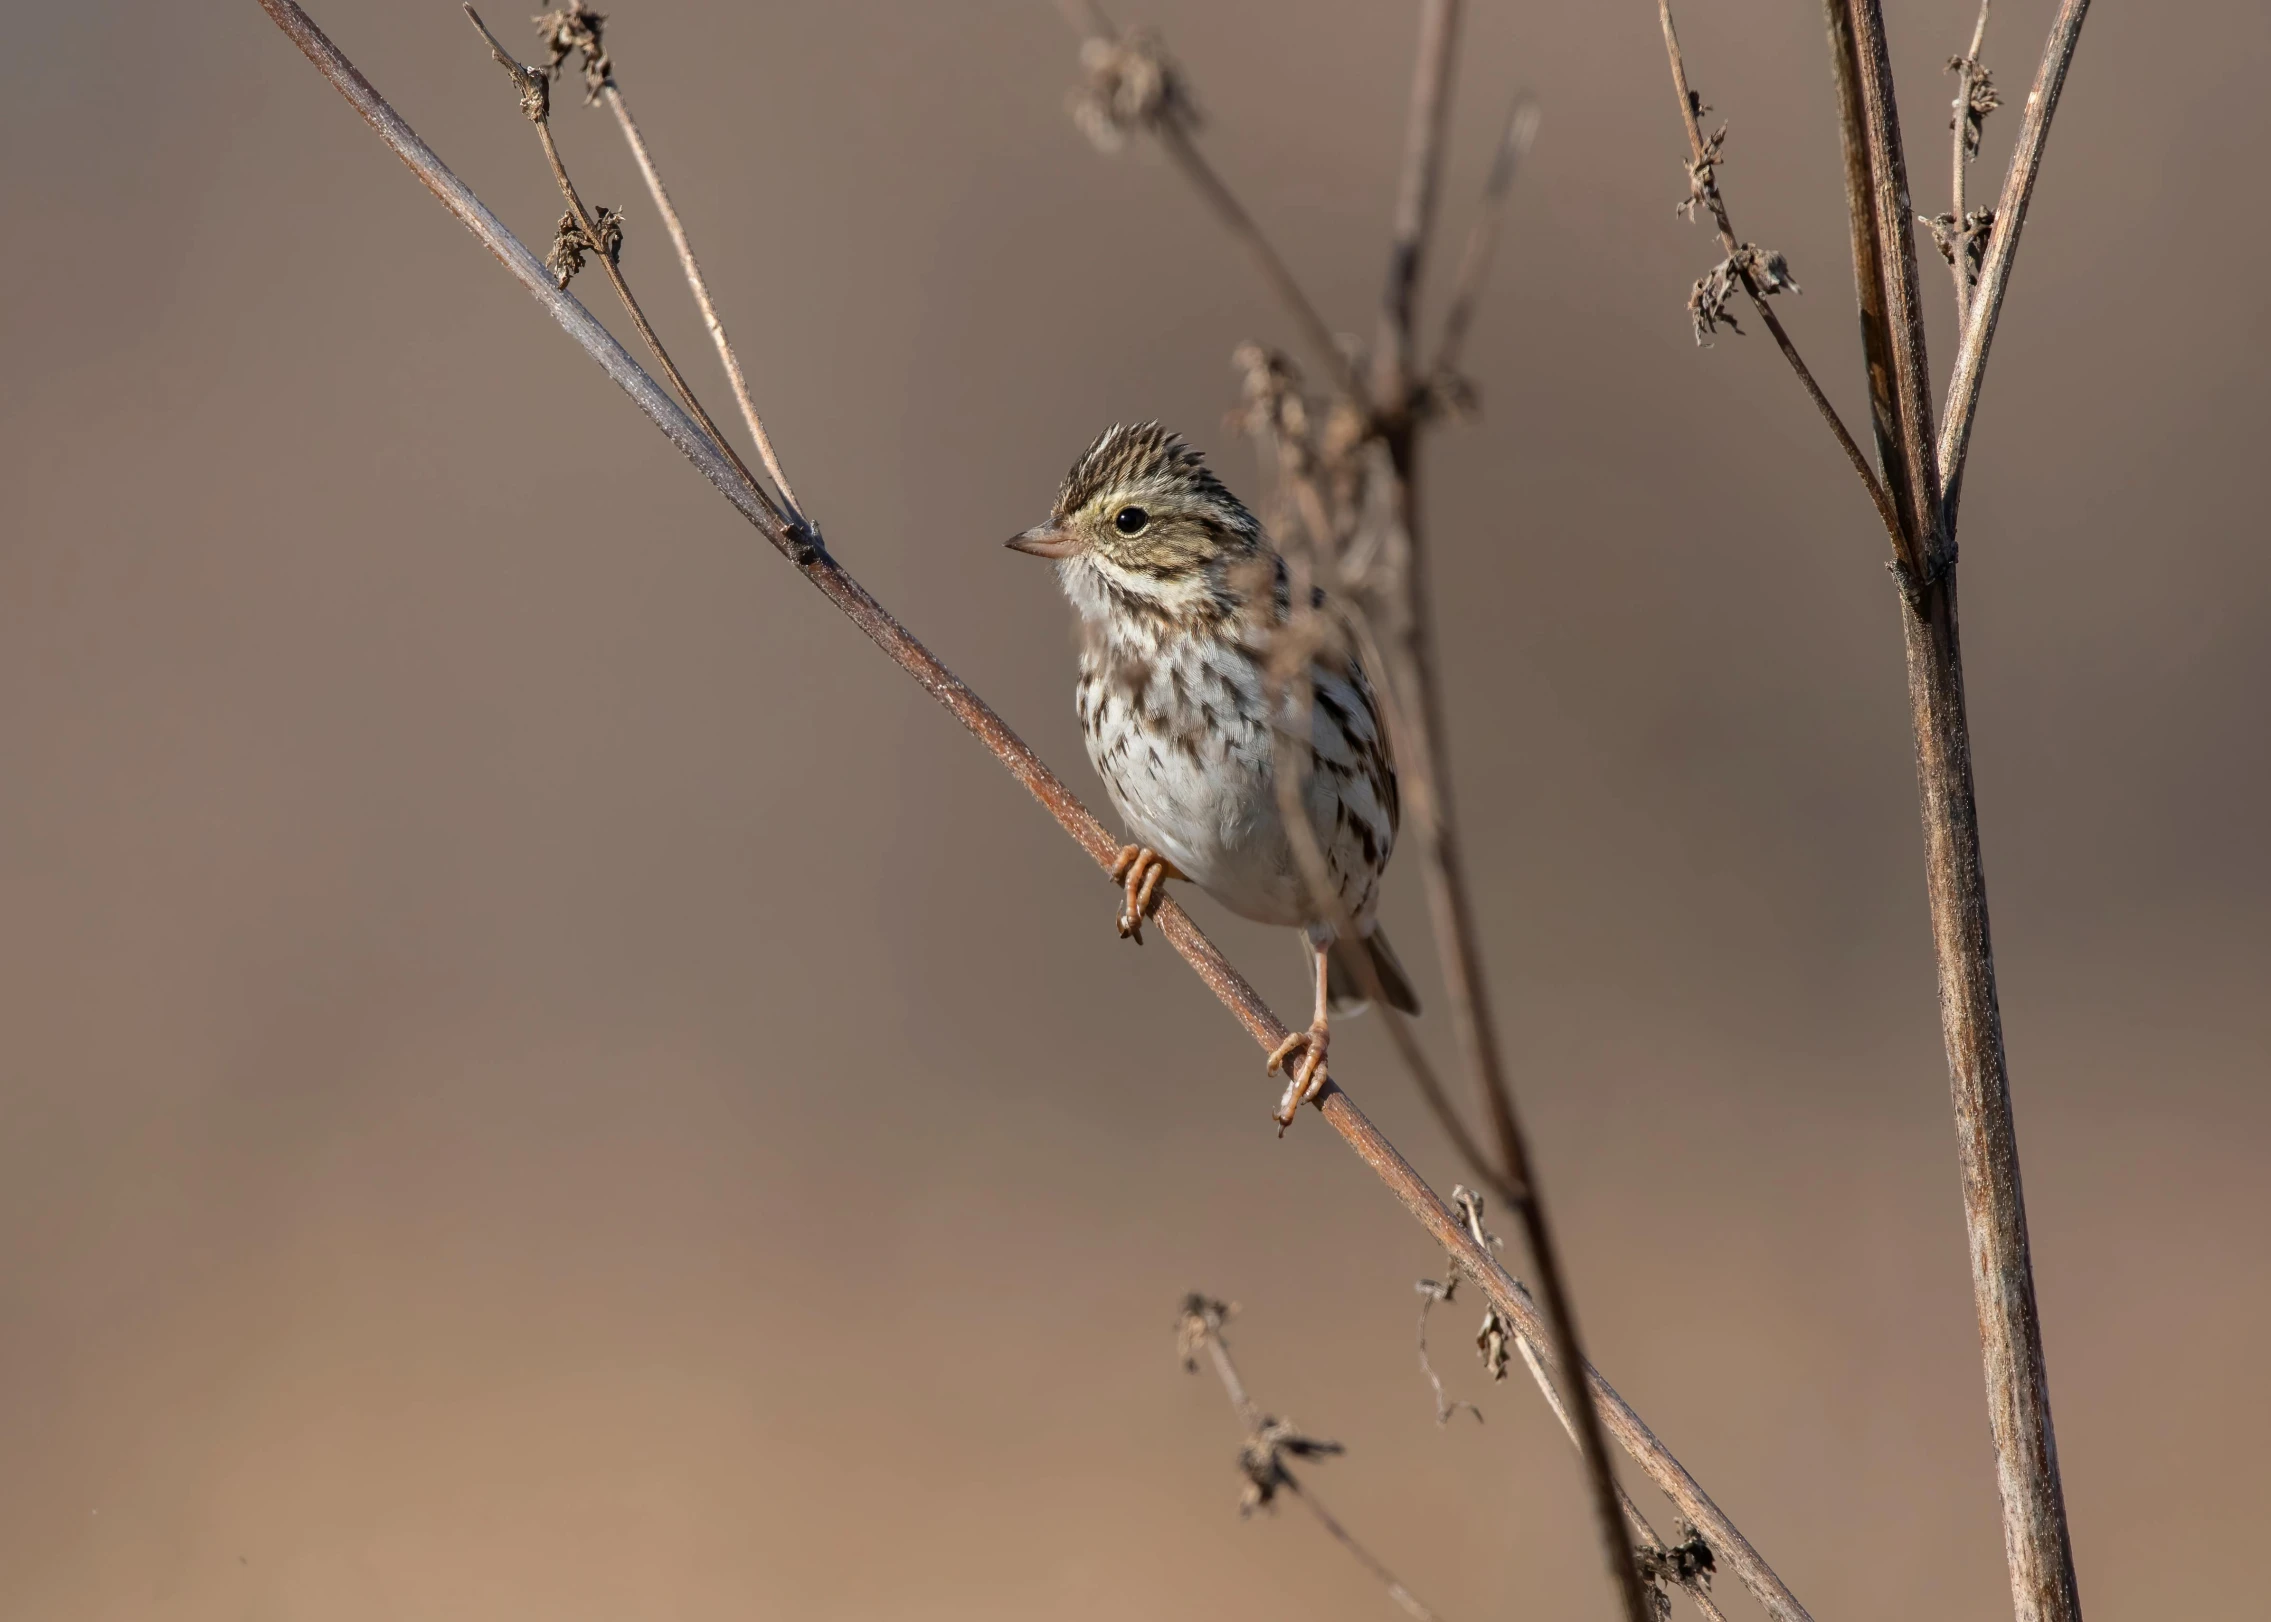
[1008,423,1418,1122]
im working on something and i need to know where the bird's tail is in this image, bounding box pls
[1326,928,1421,1016]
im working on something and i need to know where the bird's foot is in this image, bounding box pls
[1110,845,1179,943]
[1268,1021,1331,1133]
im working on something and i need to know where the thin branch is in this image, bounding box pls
[1945,0,1993,324]
[1829,0,1949,594]
[1431,95,1540,381]
[1154,125,1362,402]
[523,4,803,520]
[459,6,791,534]
[1937,0,2092,533]
[251,9,1813,1620]
[1371,0,1462,411]
[1373,468,1659,1622]
[1657,0,1904,554]
[1178,1297,1447,1622]
[1059,5,1365,401]
[1371,17,1647,1618]
[601,82,805,523]
[1413,1276,1484,1426]
[1515,1336,1729,1622]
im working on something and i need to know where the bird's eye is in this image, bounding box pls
[1113,506,1149,536]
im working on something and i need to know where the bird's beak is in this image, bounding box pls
[1006,522,1081,560]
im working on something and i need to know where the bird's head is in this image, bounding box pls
[1008,424,1263,609]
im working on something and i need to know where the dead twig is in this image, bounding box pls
[1935,0,1998,324]
[1061,3,1365,404]
[1177,1296,1447,1622]
[1937,0,2092,532]
[1430,95,1540,383]
[252,7,1812,1618]
[1657,0,1903,552]
[459,6,793,534]
[1368,14,1649,1622]
[1517,1333,1728,1622]
[530,1,805,522]
[1413,1275,1483,1426]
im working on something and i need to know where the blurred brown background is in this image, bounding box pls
[3,1,2264,1617]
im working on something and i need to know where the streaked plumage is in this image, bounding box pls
[1008,423,1416,1119]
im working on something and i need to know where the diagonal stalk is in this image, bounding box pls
[1938,0,2092,531]
[1370,9,1649,1618]
[600,80,805,523]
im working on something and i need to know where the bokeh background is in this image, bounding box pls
[5,1,2265,1617]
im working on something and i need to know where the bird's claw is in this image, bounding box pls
[1110,844,1174,944]
[1268,1023,1330,1132]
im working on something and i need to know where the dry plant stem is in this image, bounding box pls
[1432,96,1539,380]
[460,6,787,532]
[1154,119,1366,404]
[1823,6,2083,1620]
[1938,0,2091,531]
[1516,1337,1731,1622]
[252,8,1812,1620]
[1058,0,1359,399]
[1373,13,1646,1619]
[1287,1483,1444,1622]
[1658,0,1903,553]
[1372,0,1460,402]
[1383,449,1653,1622]
[1189,1320,1445,1622]
[1830,1,1948,576]
[601,81,804,521]
[1328,1081,1811,1622]
[1948,0,1992,322]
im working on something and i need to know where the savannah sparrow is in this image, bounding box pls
[1008,423,1418,1122]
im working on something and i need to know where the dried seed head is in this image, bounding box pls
[535,1,612,105]
[1476,1304,1513,1380]
[1634,1525,1717,1620]
[1068,26,1197,153]
[1687,243,1797,345]
[1678,122,1727,222]
[1922,207,1996,281]
[1174,1292,1232,1370]
[1236,1417,1344,1515]
[544,205,624,289]
[1227,343,1312,450]
[1948,55,2001,159]
[516,60,551,122]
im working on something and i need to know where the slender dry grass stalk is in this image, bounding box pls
[1177,1296,1446,1622]
[252,4,1812,1618]
[527,1,805,521]
[601,82,804,522]
[1668,3,2094,1618]
[1937,0,2092,531]
[460,6,792,537]
[1657,0,1901,548]
[1431,95,1540,382]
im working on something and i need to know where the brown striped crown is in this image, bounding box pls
[1048,423,1263,581]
